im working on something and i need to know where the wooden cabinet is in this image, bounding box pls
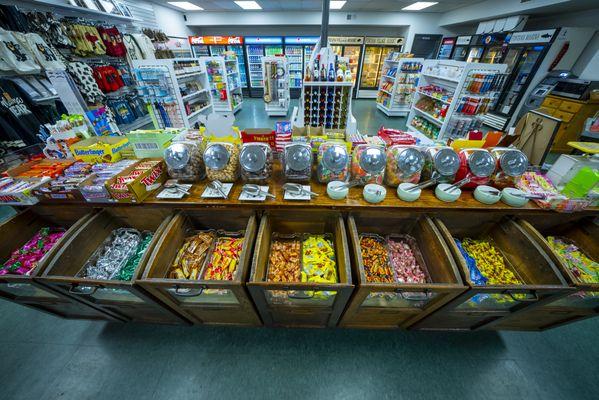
[247,211,353,328]
[540,95,599,153]
[339,212,466,329]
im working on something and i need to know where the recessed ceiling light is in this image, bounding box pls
[168,2,203,11]
[402,2,438,11]
[235,1,262,10]
[330,1,346,9]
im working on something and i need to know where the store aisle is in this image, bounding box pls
[0,298,597,400]
[234,98,407,134]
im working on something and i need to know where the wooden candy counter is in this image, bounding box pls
[1,164,597,331]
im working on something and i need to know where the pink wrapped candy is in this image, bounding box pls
[388,236,427,284]
[1,228,66,276]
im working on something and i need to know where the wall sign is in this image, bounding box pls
[507,29,556,44]
[188,36,244,45]
[328,36,364,45]
[284,36,319,44]
[365,37,405,45]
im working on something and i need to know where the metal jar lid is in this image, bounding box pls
[204,143,230,171]
[499,149,528,177]
[286,143,311,171]
[467,150,496,177]
[397,147,425,176]
[240,144,267,172]
[164,142,190,170]
[432,148,460,176]
[322,144,348,172]
[359,146,386,174]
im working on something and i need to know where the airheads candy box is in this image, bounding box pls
[105,158,166,203]
[69,136,130,163]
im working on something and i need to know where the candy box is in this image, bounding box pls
[126,130,177,159]
[240,128,276,150]
[32,162,93,203]
[69,136,130,163]
[0,177,49,206]
[6,159,75,179]
[105,158,167,203]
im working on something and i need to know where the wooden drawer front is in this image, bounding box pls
[489,307,594,331]
[101,303,184,324]
[340,307,418,328]
[542,97,562,108]
[538,106,555,115]
[0,282,61,301]
[414,310,505,331]
[182,305,262,326]
[558,101,582,113]
[271,308,331,327]
[552,109,574,123]
[22,298,119,321]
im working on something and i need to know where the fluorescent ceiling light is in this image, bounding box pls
[330,1,346,9]
[402,2,438,11]
[234,1,262,10]
[168,2,203,10]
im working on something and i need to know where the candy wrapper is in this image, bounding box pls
[547,236,598,284]
[516,172,592,212]
[302,235,337,284]
[115,232,154,281]
[360,234,393,283]
[203,235,244,281]
[1,228,66,276]
[169,231,216,280]
[454,239,487,286]
[267,237,301,283]
[387,236,428,284]
[461,238,521,285]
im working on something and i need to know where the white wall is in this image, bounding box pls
[152,3,193,38]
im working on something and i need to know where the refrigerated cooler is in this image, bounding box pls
[329,36,364,97]
[245,36,284,98]
[189,36,249,96]
[357,37,404,98]
[284,36,319,99]
[483,28,595,131]
[437,37,456,60]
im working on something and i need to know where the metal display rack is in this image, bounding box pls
[262,56,290,117]
[132,58,213,129]
[201,56,243,114]
[407,60,507,142]
[376,57,424,117]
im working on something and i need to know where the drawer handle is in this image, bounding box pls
[395,289,431,301]
[504,290,539,303]
[285,288,314,299]
[171,285,206,297]
[69,285,98,295]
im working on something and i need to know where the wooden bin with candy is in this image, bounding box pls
[37,208,187,325]
[490,217,599,331]
[0,206,123,321]
[411,213,572,331]
[137,209,261,326]
[247,211,353,328]
[340,212,466,329]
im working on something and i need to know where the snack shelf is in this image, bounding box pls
[376,58,423,117]
[201,55,243,114]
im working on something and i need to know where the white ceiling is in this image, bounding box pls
[156,0,484,12]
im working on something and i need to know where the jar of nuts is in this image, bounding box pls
[239,143,273,184]
[283,142,312,183]
[203,142,240,183]
[164,140,205,183]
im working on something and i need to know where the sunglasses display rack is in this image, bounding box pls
[262,56,290,117]
[376,57,424,117]
[132,58,214,129]
[200,55,243,114]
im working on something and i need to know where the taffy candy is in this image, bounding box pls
[115,232,154,281]
[360,235,393,283]
[461,238,521,285]
[1,228,66,276]
[388,237,427,284]
[169,232,215,280]
[267,239,301,282]
[203,236,244,281]
[547,236,598,283]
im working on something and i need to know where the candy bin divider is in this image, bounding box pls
[410,217,572,331]
[248,211,353,328]
[488,218,599,331]
[37,208,190,325]
[0,207,121,321]
[339,213,466,329]
[138,209,261,326]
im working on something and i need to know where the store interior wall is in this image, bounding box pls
[151,2,194,38]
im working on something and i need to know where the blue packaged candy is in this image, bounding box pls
[454,239,488,286]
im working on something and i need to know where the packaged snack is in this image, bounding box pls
[204,142,240,183]
[351,144,386,185]
[168,231,216,280]
[239,143,273,184]
[317,141,350,183]
[461,238,521,285]
[384,145,425,187]
[267,236,301,282]
[203,234,244,281]
[283,143,312,182]
[387,235,428,283]
[359,234,393,283]
[547,236,598,284]
[0,228,66,276]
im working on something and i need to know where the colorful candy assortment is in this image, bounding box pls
[388,237,427,283]
[169,232,215,280]
[360,235,393,283]
[267,239,301,282]
[115,232,154,281]
[301,235,337,284]
[203,236,244,281]
[79,228,141,280]
[1,228,66,276]
[460,239,521,285]
[547,236,598,284]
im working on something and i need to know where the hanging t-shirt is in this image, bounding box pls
[131,33,156,60]
[20,33,65,71]
[123,34,143,62]
[0,28,40,74]
[98,26,127,57]
[0,79,43,145]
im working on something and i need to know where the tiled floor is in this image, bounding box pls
[2,97,598,399]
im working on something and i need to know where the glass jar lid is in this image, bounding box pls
[204,143,230,171]
[286,143,311,171]
[359,146,386,174]
[499,149,528,177]
[240,145,267,172]
[322,144,348,172]
[164,142,189,170]
[433,148,460,176]
[397,147,425,176]
[467,150,496,177]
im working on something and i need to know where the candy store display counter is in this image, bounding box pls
[248,211,353,328]
[0,207,122,321]
[490,218,599,331]
[138,209,261,327]
[411,215,572,331]
[339,213,466,329]
[37,208,188,325]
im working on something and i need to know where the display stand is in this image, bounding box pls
[201,56,243,114]
[133,58,213,129]
[262,56,289,117]
[376,57,423,117]
[407,60,507,142]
